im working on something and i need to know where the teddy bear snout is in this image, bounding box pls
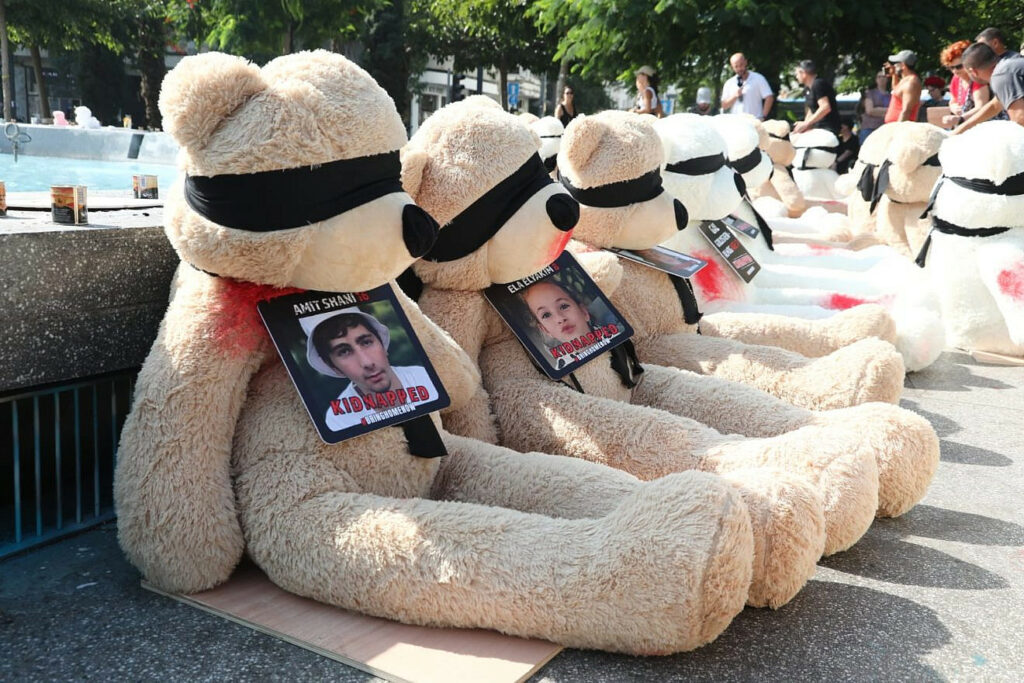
[401,204,440,258]
[546,193,580,232]
[673,199,689,230]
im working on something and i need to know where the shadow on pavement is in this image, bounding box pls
[907,353,1014,393]
[534,581,950,682]
[887,505,1024,547]
[939,440,1014,467]
[900,399,960,437]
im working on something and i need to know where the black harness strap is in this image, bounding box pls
[795,144,840,170]
[401,416,448,458]
[609,339,645,388]
[869,159,892,213]
[665,153,726,176]
[668,274,704,327]
[914,216,1011,268]
[727,148,762,175]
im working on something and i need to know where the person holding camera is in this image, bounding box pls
[882,50,922,123]
[720,53,774,120]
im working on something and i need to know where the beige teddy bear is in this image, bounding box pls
[406,98,884,584]
[750,119,808,218]
[113,51,760,655]
[560,110,938,518]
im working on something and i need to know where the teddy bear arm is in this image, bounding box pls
[976,240,1024,346]
[432,432,639,519]
[570,248,624,296]
[416,287,489,368]
[439,385,501,444]
[114,310,262,593]
[487,377,728,480]
[629,363,815,438]
[392,283,481,411]
[873,197,913,256]
[770,166,808,217]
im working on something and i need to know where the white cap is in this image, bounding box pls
[696,87,712,104]
[300,308,391,378]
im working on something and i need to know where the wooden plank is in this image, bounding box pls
[143,563,562,683]
[970,349,1024,366]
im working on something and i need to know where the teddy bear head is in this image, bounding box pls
[654,113,745,221]
[932,121,1024,231]
[790,128,839,170]
[532,115,566,176]
[760,119,796,167]
[875,122,946,204]
[159,50,438,293]
[558,110,687,250]
[710,113,773,190]
[404,96,579,289]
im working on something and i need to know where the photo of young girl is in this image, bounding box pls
[483,251,634,379]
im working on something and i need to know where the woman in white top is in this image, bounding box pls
[633,65,663,116]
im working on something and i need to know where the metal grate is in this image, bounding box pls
[1,370,136,558]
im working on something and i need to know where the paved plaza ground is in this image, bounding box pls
[1,350,1022,682]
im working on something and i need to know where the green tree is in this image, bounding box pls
[360,0,432,126]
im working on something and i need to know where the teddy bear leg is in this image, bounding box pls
[630,363,816,437]
[242,459,754,654]
[977,241,1024,353]
[432,432,639,519]
[698,304,898,357]
[638,332,905,410]
[440,385,502,444]
[437,430,818,610]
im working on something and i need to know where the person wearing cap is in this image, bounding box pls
[792,60,841,134]
[959,41,1024,129]
[720,53,774,120]
[953,28,1022,134]
[918,75,948,122]
[882,50,922,123]
[689,86,714,115]
[632,65,663,117]
[303,309,435,432]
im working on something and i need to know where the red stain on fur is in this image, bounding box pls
[808,244,834,252]
[997,263,1024,301]
[692,252,730,302]
[548,228,574,262]
[211,278,305,357]
[824,293,869,310]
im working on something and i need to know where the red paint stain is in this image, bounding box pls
[210,278,305,357]
[808,244,834,252]
[825,292,869,310]
[997,262,1024,301]
[692,251,730,302]
[547,228,574,262]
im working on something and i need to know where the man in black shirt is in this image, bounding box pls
[793,60,841,134]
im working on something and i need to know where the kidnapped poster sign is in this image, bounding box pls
[698,220,761,282]
[258,285,450,444]
[484,251,634,379]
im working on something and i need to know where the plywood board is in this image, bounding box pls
[143,563,562,683]
[970,349,1024,366]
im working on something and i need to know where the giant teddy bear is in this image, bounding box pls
[405,97,882,578]
[558,110,938,519]
[113,51,763,655]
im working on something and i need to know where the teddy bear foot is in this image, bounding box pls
[776,337,905,410]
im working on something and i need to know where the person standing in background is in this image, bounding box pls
[941,40,990,129]
[632,66,663,117]
[953,28,1020,133]
[858,71,890,143]
[555,85,579,127]
[689,87,714,115]
[720,53,774,120]
[883,50,922,123]
[961,42,1024,128]
[793,60,841,134]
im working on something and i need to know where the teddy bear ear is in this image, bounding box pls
[158,52,266,152]
[401,147,430,202]
[562,116,606,168]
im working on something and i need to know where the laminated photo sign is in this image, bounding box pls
[259,285,450,444]
[698,220,761,282]
[723,213,760,239]
[607,245,707,279]
[484,251,634,379]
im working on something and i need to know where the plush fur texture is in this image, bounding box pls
[532,115,565,177]
[115,51,758,655]
[752,119,808,218]
[790,129,842,200]
[923,121,1024,355]
[410,104,887,583]
[656,114,945,372]
[564,111,937,519]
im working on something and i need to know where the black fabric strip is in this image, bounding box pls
[914,216,1011,267]
[401,415,448,458]
[425,154,554,263]
[668,274,704,325]
[558,167,664,208]
[543,155,557,173]
[728,148,763,175]
[665,153,726,176]
[609,340,645,388]
[538,134,562,138]
[184,151,403,231]
[746,200,775,250]
[795,144,840,171]
[858,163,876,202]
[869,160,892,213]
[923,153,941,167]
[947,170,1024,196]
[769,133,790,141]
